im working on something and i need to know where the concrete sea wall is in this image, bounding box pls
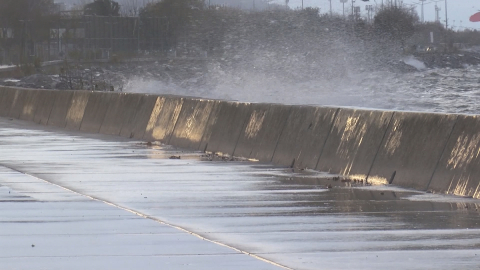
[1,87,479,199]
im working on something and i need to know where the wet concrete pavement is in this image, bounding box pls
[1,117,480,269]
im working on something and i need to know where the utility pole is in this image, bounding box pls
[435,4,441,23]
[136,17,140,53]
[351,0,355,19]
[419,0,425,23]
[444,0,448,52]
[302,0,303,10]
[340,0,348,17]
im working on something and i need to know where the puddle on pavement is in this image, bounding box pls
[137,140,480,217]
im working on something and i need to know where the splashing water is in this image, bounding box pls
[123,60,480,115]
[402,56,427,71]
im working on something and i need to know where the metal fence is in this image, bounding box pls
[0,15,168,65]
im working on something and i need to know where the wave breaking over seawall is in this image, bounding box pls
[123,60,480,115]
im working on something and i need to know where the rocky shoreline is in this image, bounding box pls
[414,51,480,69]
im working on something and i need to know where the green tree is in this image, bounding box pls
[0,0,58,63]
[0,0,57,29]
[84,0,120,16]
[374,5,418,46]
[139,0,205,49]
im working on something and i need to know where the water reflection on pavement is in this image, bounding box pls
[0,118,479,270]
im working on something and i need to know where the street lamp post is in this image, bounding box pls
[445,0,448,30]
[419,0,425,23]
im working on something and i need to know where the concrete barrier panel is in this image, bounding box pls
[65,91,91,130]
[0,87,7,116]
[47,90,74,127]
[141,96,165,140]
[316,109,393,181]
[99,93,123,135]
[33,90,56,125]
[427,115,480,198]
[19,90,40,121]
[0,87,5,116]
[169,99,216,150]
[100,93,142,136]
[234,103,291,163]
[8,89,28,119]
[144,96,184,143]
[80,92,113,133]
[205,102,253,156]
[0,87,17,117]
[272,106,338,169]
[198,101,222,152]
[119,95,156,139]
[367,112,457,189]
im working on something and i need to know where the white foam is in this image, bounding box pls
[0,65,15,69]
[402,55,427,70]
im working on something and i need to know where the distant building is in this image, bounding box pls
[0,29,14,39]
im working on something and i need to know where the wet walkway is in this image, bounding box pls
[0,117,479,269]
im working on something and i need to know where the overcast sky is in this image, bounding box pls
[280,0,480,30]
